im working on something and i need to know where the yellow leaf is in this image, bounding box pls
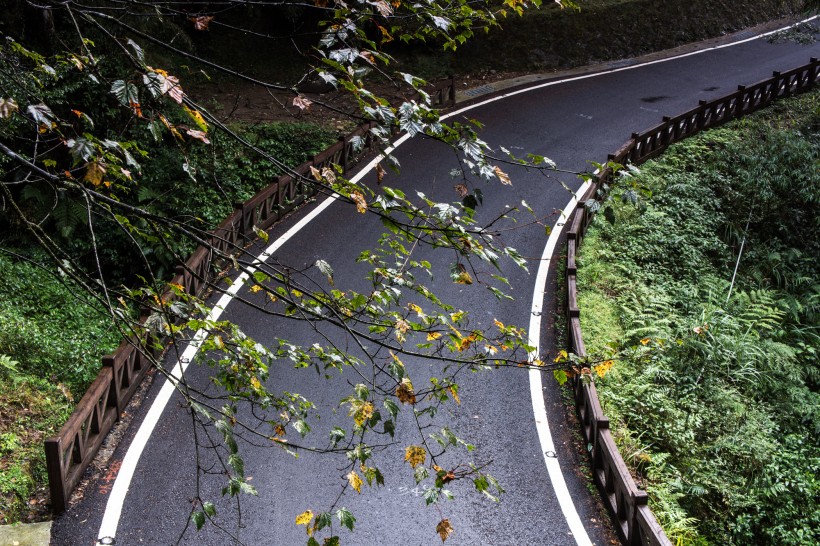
[493,319,505,330]
[494,166,512,185]
[436,518,454,542]
[640,337,651,346]
[309,166,322,181]
[250,376,262,390]
[396,377,416,405]
[450,311,465,323]
[351,190,367,213]
[183,105,208,131]
[84,161,106,186]
[454,270,473,285]
[426,331,442,341]
[404,445,426,469]
[448,385,460,405]
[250,285,262,293]
[346,470,363,493]
[354,401,374,427]
[553,350,568,363]
[408,303,425,318]
[295,510,313,526]
[594,360,614,377]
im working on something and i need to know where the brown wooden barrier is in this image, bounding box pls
[563,57,817,545]
[44,79,457,513]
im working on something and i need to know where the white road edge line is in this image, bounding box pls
[96,17,817,543]
[528,180,592,545]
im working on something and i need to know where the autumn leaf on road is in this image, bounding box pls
[404,445,426,469]
[295,509,313,526]
[396,377,416,405]
[346,470,363,493]
[494,166,512,185]
[436,518,454,542]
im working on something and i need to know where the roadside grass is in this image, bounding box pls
[575,90,819,545]
[0,254,119,524]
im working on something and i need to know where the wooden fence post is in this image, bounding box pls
[44,438,66,514]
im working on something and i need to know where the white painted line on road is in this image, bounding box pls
[444,15,818,120]
[96,139,410,543]
[527,180,593,546]
[97,16,816,542]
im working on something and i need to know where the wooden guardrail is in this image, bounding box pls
[563,57,817,546]
[44,79,457,514]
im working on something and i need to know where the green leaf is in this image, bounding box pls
[316,511,332,531]
[315,259,334,285]
[126,39,145,64]
[330,427,346,446]
[553,369,569,385]
[202,501,216,518]
[192,511,206,530]
[228,453,244,477]
[292,419,311,437]
[110,80,139,107]
[335,508,356,531]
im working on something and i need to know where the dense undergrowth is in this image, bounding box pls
[577,91,819,544]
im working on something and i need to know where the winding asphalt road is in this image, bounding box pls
[51,23,819,546]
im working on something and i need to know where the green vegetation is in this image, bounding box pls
[0,254,119,523]
[395,0,802,77]
[0,118,333,523]
[577,91,819,545]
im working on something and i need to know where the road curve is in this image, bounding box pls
[52,24,819,546]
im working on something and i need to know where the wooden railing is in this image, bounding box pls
[563,57,817,546]
[44,79,457,513]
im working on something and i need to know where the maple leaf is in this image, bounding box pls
[494,166,512,185]
[454,183,469,197]
[436,518,454,542]
[161,74,184,104]
[293,95,313,111]
[295,509,314,527]
[189,15,214,31]
[396,378,416,405]
[84,161,106,186]
[594,360,614,377]
[350,191,367,213]
[321,166,336,184]
[404,445,426,469]
[373,0,393,17]
[346,470,363,493]
[448,386,460,405]
[186,129,210,144]
[0,98,19,119]
[408,303,425,318]
[353,402,374,427]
